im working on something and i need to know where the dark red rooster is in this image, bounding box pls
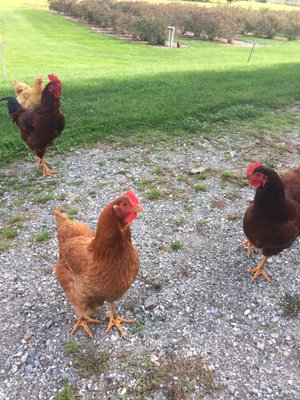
[1,74,65,177]
[243,162,300,281]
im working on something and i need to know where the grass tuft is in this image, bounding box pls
[34,231,51,242]
[67,209,78,219]
[54,382,76,400]
[281,293,300,318]
[0,241,10,252]
[171,240,183,251]
[126,352,219,399]
[147,188,163,200]
[2,228,18,239]
[194,183,208,192]
[36,194,54,204]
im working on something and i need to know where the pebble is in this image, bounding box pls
[144,295,159,310]
[228,385,237,394]
[257,342,265,351]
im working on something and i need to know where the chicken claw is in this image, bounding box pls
[105,303,133,337]
[240,240,257,257]
[248,256,271,282]
[70,315,101,338]
[37,157,55,178]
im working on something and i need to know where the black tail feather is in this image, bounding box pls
[0,97,21,114]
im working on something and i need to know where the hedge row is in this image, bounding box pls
[48,0,300,45]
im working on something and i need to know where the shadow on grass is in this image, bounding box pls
[0,62,299,165]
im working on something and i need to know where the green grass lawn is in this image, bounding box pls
[0,1,300,165]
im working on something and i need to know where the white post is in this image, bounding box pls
[167,26,175,48]
[0,41,7,80]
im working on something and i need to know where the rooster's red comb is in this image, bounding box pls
[48,74,62,87]
[246,161,261,177]
[125,190,139,205]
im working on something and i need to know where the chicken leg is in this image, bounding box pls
[37,157,55,178]
[240,239,257,257]
[70,315,101,338]
[248,256,270,282]
[104,303,133,337]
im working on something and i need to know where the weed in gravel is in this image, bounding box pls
[73,195,82,204]
[65,340,81,356]
[57,192,67,201]
[0,241,10,252]
[238,180,248,188]
[65,340,109,376]
[194,183,207,192]
[14,197,26,207]
[117,156,127,162]
[185,205,194,212]
[2,228,18,239]
[67,209,78,219]
[9,215,24,226]
[153,166,162,175]
[137,178,153,189]
[176,174,188,182]
[130,318,146,335]
[196,172,208,181]
[171,240,183,251]
[196,220,209,232]
[126,352,218,399]
[221,171,235,180]
[265,159,277,169]
[36,194,54,204]
[54,382,76,400]
[74,350,109,376]
[223,154,233,161]
[281,293,300,318]
[34,231,51,242]
[172,216,187,227]
[147,188,163,200]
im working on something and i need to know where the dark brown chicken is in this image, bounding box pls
[1,74,64,177]
[55,191,144,337]
[243,162,300,281]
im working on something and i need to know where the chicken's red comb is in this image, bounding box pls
[246,161,261,176]
[125,190,139,205]
[48,74,62,87]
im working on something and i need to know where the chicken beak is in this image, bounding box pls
[135,204,145,213]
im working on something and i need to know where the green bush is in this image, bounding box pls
[48,0,300,43]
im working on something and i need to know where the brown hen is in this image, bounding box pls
[55,191,144,337]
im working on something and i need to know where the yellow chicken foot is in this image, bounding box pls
[104,303,133,337]
[37,157,55,178]
[70,315,101,338]
[248,256,271,282]
[240,240,257,257]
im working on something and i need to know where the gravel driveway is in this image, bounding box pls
[0,126,299,399]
